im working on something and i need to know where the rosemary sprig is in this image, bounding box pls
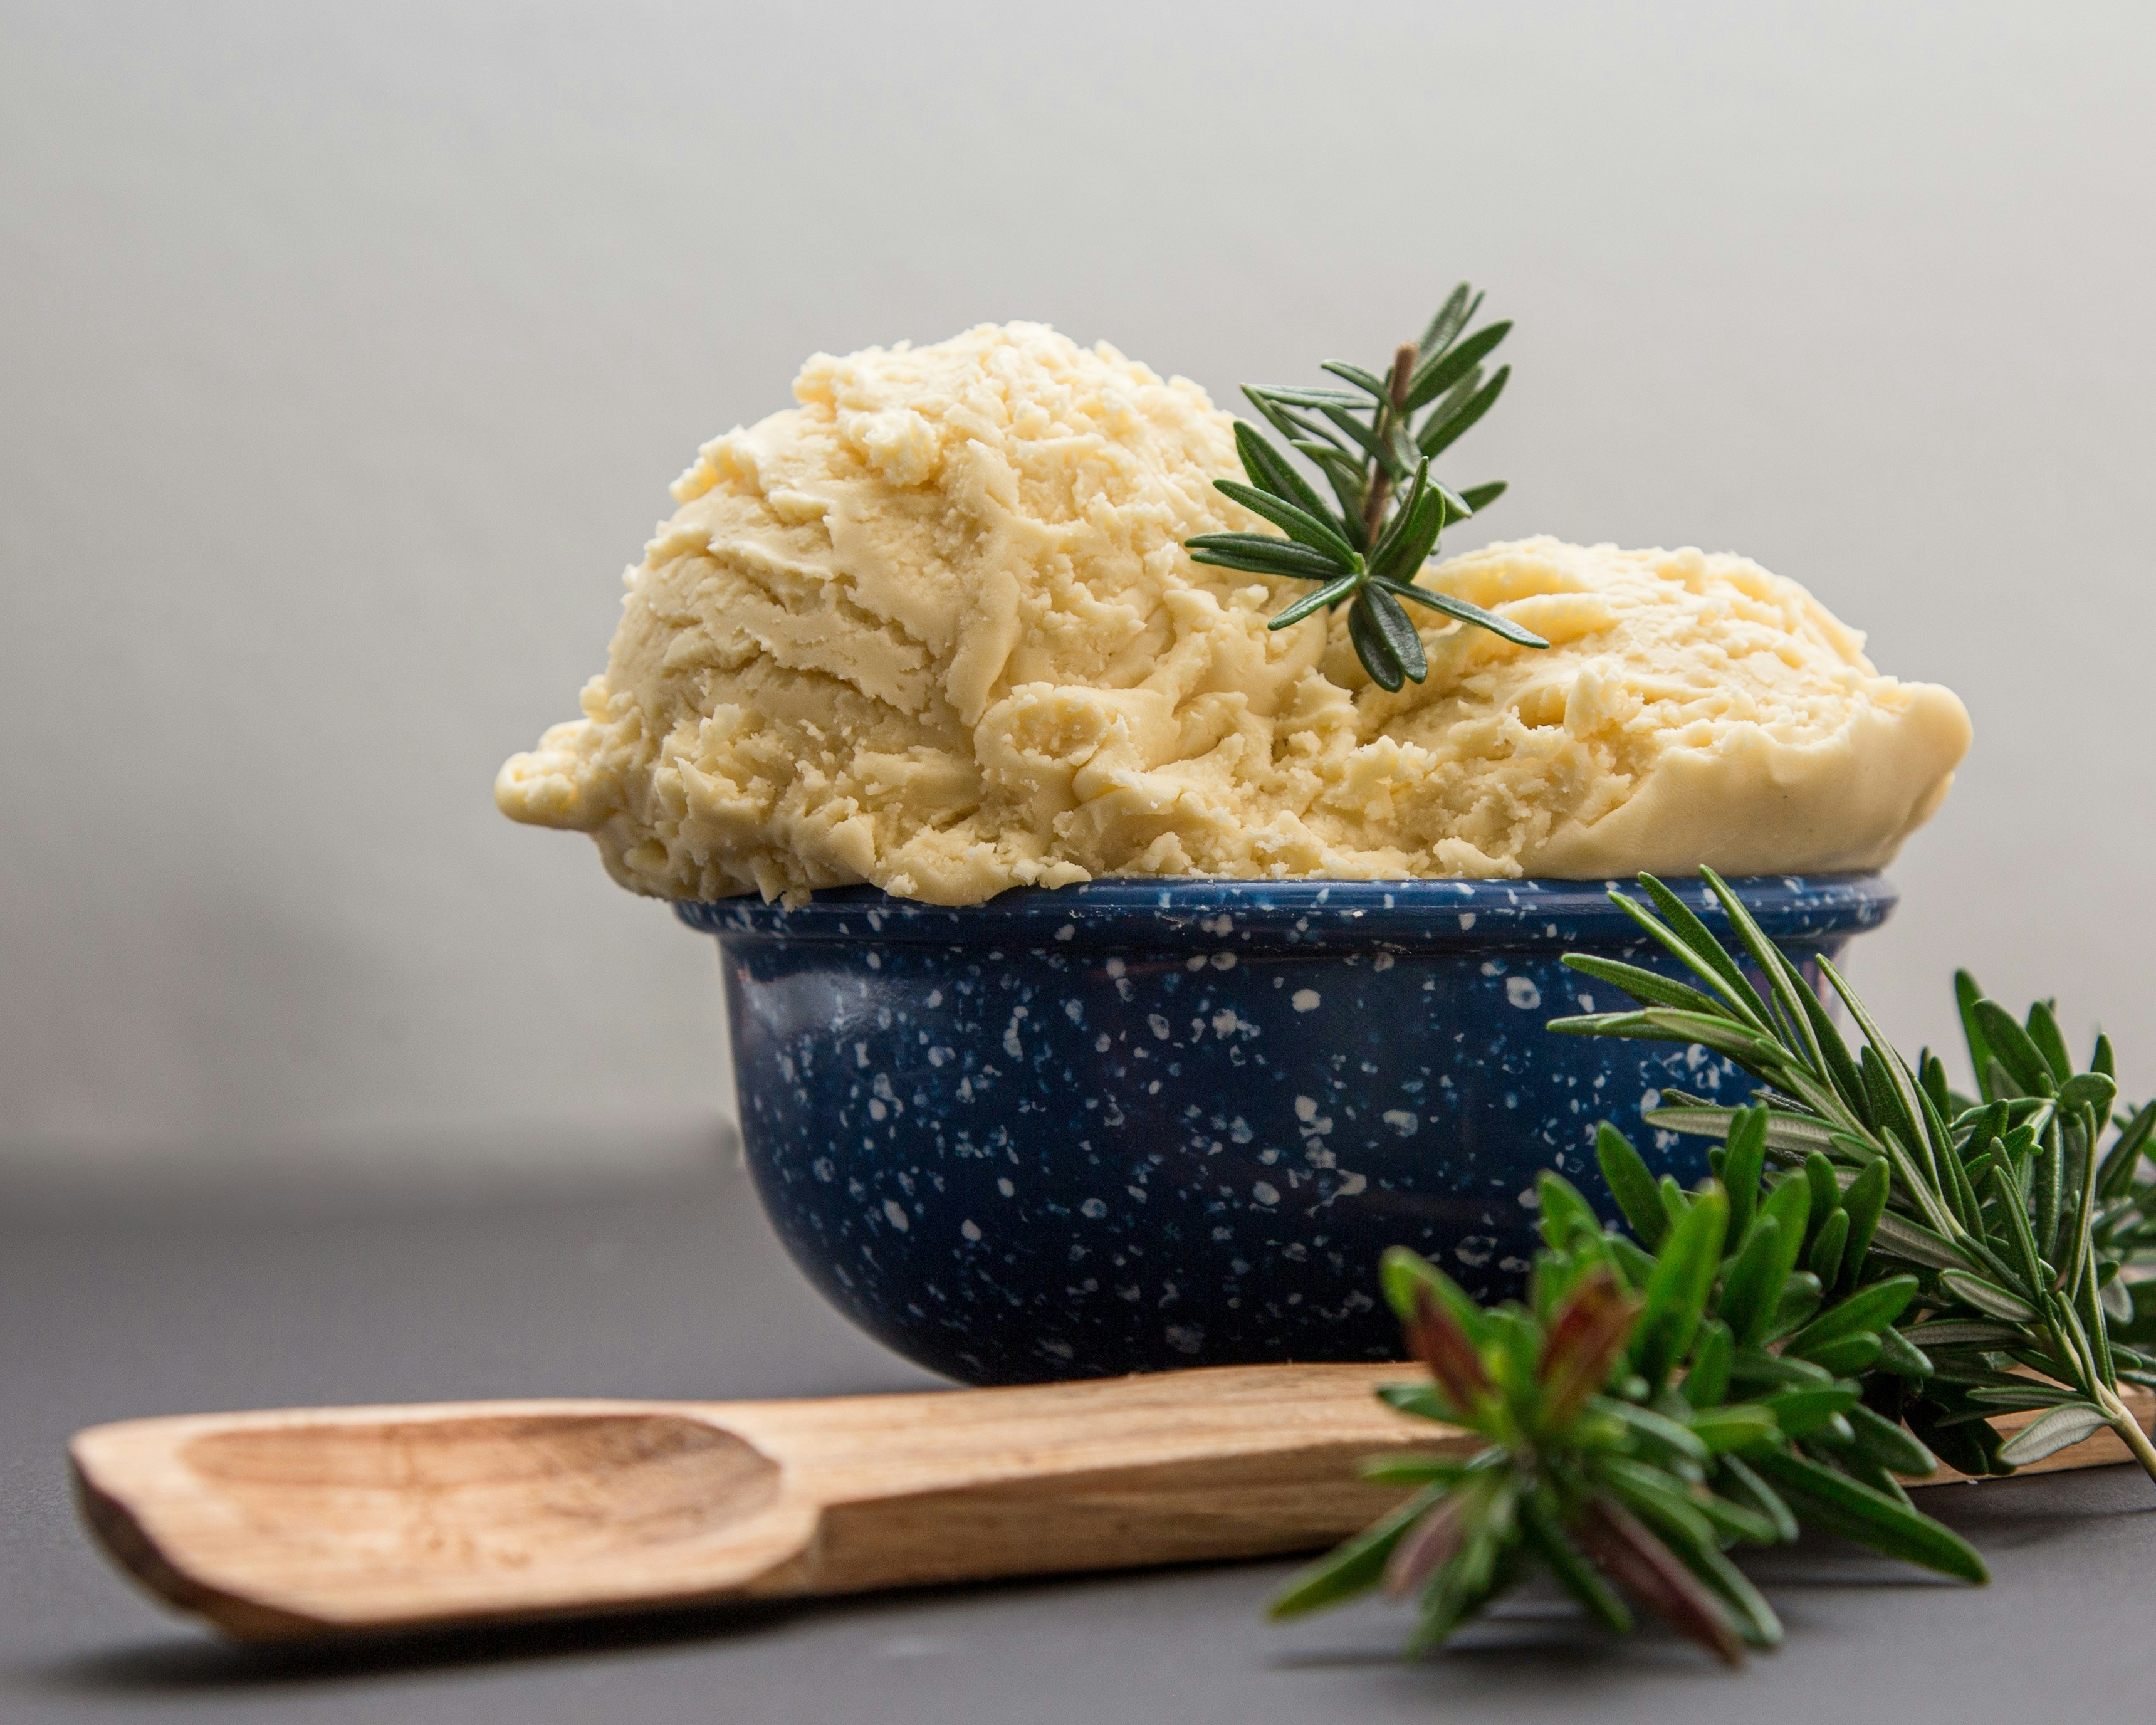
[1279,883,2156,1665]
[1185,283,1550,691]
[1549,868,2156,1484]
[1272,1108,1984,1664]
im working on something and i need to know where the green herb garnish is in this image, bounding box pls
[1185,283,1549,691]
[1271,1108,1981,1665]
[1555,868,2156,1484]
[1280,868,2156,1664]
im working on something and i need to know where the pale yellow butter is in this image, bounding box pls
[497,323,1970,904]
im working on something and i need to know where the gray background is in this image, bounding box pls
[5,0,2153,1194]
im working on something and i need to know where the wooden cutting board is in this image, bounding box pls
[71,1363,2154,1642]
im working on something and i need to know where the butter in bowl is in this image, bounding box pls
[496,315,1968,1384]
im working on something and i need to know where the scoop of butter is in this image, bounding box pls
[497,322,1970,904]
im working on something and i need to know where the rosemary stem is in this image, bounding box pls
[1359,471,1390,546]
[2093,1381,2156,1482]
[1358,342,1419,545]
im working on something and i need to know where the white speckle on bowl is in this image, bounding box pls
[1148,1014,1171,1040]
[1185,955,1207,972]
[1373,952,1394,971]
[882,1199,910,1231]
[1212,1008,1259,1040]
[1295,1094,1318,1121]
[1382,1109,1420,1136]
[1458,912,1477,930]
[1095,1032,1111,1052]
[1291,988,1321,1012]
[1211,952,1237,970]
[1505,977,1542,1010]
[1081,1197,1108,1219]
[961,1219,983,1242]
[1480,959,1505,977]
[1252,1182,1280,1205]
[926,988,943,1007]
[997,1177,1016,1197]
[1104,957,1126,978]
[1055,923,1075,941]
[865,951,881,969]
[1064,999,1084,1023]
[1165,1324,1205,1355]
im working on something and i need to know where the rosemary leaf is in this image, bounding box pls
[1417,364,1510,459]
[1404,320,1512,412]
[1417,283,1482,360]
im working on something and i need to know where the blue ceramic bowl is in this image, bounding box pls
[678,874,1895,1385]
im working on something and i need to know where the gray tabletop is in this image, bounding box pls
[8,1161,2155,1724]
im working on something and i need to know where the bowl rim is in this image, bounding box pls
[676,871,1897,952]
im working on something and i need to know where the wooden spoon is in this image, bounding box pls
[71,1362,1447,1640]
[72,1365,2152,1642]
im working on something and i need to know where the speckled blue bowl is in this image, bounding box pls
[678,874,1895,1385]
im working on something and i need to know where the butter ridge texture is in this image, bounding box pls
[496,322,1970,903]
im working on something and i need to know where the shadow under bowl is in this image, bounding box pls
[679,874,1895,1385]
